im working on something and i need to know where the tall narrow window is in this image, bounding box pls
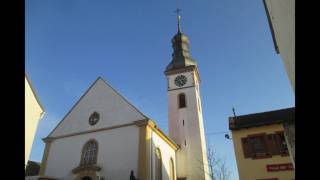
[182,120,184,126]
[178,93,186,108]
[169,158,175,180]
[80,140,98,166]
[155,148,162,180]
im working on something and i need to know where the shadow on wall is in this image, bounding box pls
[150,138,173,180]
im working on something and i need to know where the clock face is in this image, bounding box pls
[174,75,187,87]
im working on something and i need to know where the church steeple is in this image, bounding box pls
[164,10,209,180]
[165,13,197,72]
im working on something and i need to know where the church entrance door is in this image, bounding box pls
[81,177,92,180]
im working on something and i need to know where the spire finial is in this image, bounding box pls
[174,8,182,33]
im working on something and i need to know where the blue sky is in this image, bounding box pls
[26,0,294,179]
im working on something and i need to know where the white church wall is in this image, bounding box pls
[151,131,176,180]
[167,71,210,179]
[45,125,140,180]
[50,78,146,138]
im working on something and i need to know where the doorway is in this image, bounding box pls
[81,176,92,180]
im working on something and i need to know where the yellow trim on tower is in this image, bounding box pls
[137,122,152,180]
[135,119,179,150]
[146,125,152,180]
[138,125,146,180]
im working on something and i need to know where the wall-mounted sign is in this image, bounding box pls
[266,163,294,172]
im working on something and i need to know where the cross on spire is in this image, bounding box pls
[174,8,182,33]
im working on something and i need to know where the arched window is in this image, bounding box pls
[80,140,98,166]
[169,158,175,180]
[155,148,162,180]
[178,93,186,108]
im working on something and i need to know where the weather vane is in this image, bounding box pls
[174,0,182,33]
[174,8,181,16]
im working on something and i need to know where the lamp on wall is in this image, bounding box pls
[225,134,232,140]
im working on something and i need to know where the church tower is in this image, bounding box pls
[165,15,210,180]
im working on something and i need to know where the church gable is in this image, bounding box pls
[48,77,147,138]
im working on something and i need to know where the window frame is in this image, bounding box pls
[247,133,271,159]
[80,139,99,166]
[241,131,290,159]
[178,93,187,109]
[275,131,289,156]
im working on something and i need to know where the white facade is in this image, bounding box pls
[45,126,140,180]
[41,77,178,180]
[25,75,44,166]
[264,0,295,91]
[151,131,177,180]
[166,70,210,180]
[49,78,147,138]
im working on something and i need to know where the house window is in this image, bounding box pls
[80,140,98,166]
[275,132,289,156]
[178,93,186,108]
[155,148,162,180]
[242,132,289,159]
[241,134,269,158]
[250,135,269,157]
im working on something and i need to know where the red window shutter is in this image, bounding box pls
[266,134,278,155]
[274,133,285,154]
[241,137,253,158]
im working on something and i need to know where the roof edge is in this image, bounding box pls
[45,77,102,138]
[263,0,280,54]
[25,73,45,111]
[45,76,149,139]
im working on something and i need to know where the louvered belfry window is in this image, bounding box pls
[178,93,186,108]
[81,140,98,165]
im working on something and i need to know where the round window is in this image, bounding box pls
[89,112,100,126]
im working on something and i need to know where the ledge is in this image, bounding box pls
[72,164,101,174]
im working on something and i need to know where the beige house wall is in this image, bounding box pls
[232,124,294,180]
[25,76,44,166]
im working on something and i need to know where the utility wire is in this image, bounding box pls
[206,131,229,136]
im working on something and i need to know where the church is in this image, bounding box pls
[39,15,210,180]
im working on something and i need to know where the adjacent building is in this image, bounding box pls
[262,0,295,167]
[25,74,45,167]
[229,107,295,180]
[263,0,295,91]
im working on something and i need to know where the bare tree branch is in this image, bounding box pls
[206,145,232,180]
